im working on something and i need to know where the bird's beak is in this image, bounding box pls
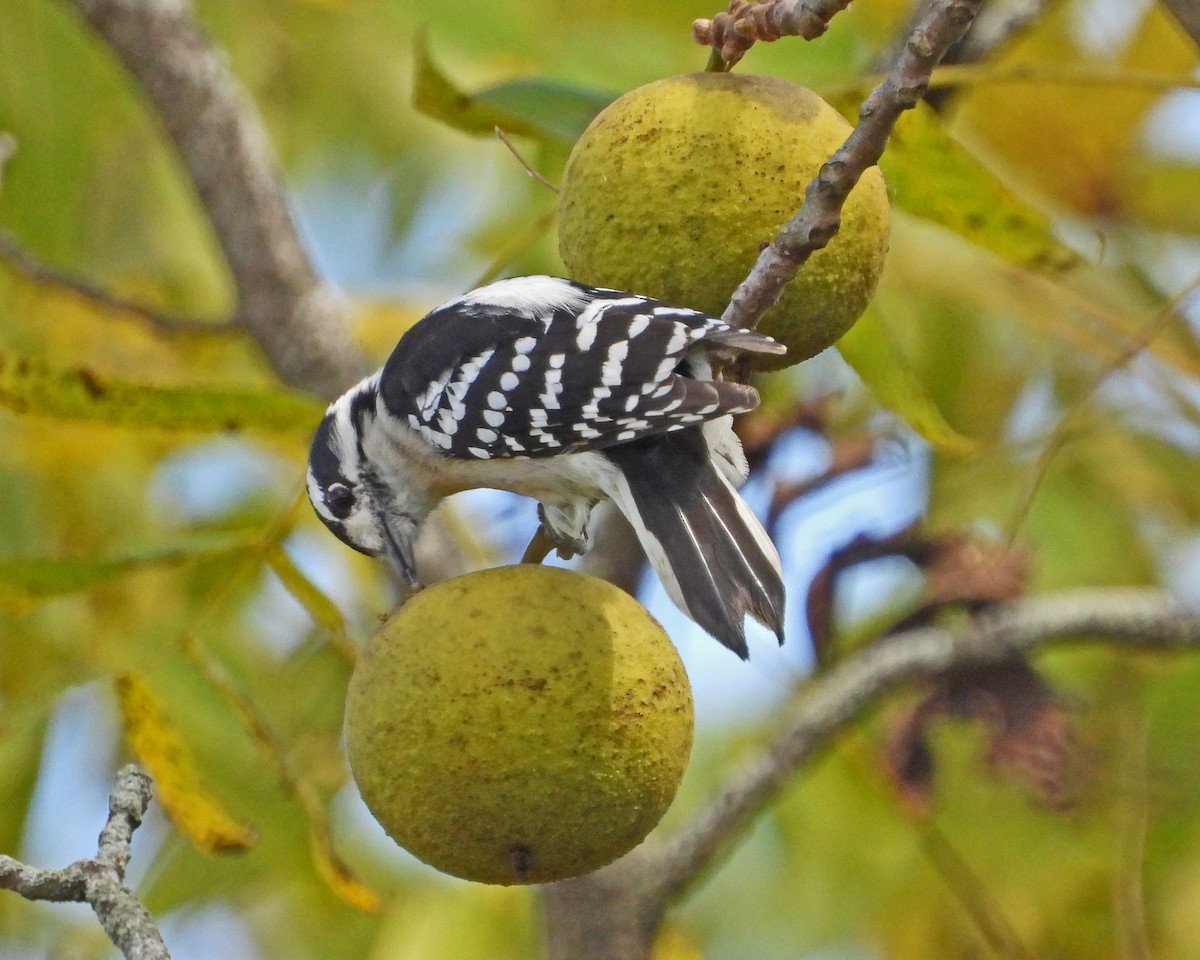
[379,516,422,593]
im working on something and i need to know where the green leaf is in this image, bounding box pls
[887,104,1080,272]
[413,31,614,145]
[0,350,324,433]
[116,672,259,853]
[838,308,977,457]
[0,538,254,611]
[830,96,1079,272]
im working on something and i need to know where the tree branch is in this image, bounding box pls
[579,503,648,598]
[643,588,1200,904]
[720,0,983,333]
[66,0,364,399]
[0,765,170,960]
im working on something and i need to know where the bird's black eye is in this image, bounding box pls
[325,482,356,519]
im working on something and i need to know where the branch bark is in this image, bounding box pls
[541,588,1200,960]
[0,766,170,960]
[720,0,983,333]
[66,0,364,400]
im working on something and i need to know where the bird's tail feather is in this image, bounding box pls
[605,431,785,659]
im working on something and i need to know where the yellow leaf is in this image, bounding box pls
[115,673,258,853]
[880,104,1079,272]
[307,810,382,913]
[1123,159,1200,234]
[178,636,381,910]
[838,308,977,458]
[0,349,323,433]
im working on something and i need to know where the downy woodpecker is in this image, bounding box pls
[306,276,785,658]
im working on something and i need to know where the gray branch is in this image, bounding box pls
[66,0,364,400]
[720,0,983,333]
[541,589,1200,960]
[0,765,170,960]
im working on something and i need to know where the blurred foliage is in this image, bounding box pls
[2,0,1200,958]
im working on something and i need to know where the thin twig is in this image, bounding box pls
[0,228,227,332]
[720,0,983,333]
[916,817,1037,959]
[495,127,560,194]
[0,766,170,960]
[67,0,364,399]
[841,735,1036,959]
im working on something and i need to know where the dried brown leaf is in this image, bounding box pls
[923,535,1031,607]
[886,659,1076,811]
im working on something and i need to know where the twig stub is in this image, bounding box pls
[694,0,855,68]
[720,0,985,334]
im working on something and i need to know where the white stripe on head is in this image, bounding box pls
[306,465,336,525]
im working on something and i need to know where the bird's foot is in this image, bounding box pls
[535,502,591,559]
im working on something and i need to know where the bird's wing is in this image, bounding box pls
[379,281,784,461]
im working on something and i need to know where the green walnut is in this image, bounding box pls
[344,564,694,885]
[559,72,890,369]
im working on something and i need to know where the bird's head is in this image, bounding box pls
[306,376,424,589]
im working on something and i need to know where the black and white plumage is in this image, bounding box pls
[307,276,786,658]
